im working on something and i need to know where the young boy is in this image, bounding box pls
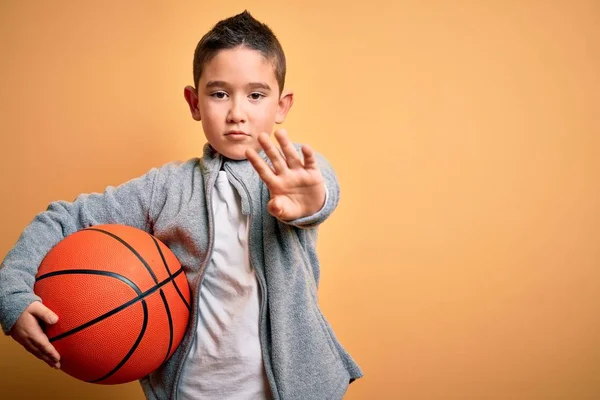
[0,10,362,400]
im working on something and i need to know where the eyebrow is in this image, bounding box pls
[205,81,272,91]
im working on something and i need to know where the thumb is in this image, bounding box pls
[28,302,59,325]
[267,198,284,218]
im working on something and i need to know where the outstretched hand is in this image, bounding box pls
[246,129,326,221]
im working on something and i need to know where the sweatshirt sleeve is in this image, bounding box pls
[280,147,340,229]
[0,167,161,335]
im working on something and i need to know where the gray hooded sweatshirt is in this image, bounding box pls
[0,143,363,399]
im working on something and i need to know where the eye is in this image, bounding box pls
[249,92,265,100]
[211,91,228,99]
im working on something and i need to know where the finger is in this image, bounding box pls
[274,129,303,169]
[301,144,318,170]
[35,337,61,364]
[245,147,277,187]
[25,339,59,368]
[27,320,61,362]
[29,302,59,325]
[258,132,287,174]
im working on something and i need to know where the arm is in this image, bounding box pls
[0,166,161,336]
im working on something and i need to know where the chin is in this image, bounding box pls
[220,149,249,161]
[227,154,248,161]
[208,142,246,161]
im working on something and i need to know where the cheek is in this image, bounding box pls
[252,101,278,123]
[200,103,224,125]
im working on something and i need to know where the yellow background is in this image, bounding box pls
[1,1,599,399]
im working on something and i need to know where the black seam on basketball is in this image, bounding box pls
[150,235,191,311]
[150,236,173,275]
[84,228,159,284]
[159,288,174,363]
[47,268,184,343]
[146,236,175,361]
[88,299,149,383]
[36,270,142,297]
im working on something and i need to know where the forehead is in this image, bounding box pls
[201,47,277,84]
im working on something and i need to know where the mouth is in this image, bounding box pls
[226,130,250,136]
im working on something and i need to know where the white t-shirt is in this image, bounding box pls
[178,170,271,399]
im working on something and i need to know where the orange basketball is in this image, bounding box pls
[33,224,191,384]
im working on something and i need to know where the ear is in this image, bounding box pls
[184,85,202,121]
[275,89,294,124]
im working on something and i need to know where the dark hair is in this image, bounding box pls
[192,10,286,93]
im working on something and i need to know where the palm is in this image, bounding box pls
[246,129,326,221]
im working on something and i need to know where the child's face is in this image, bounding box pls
[184,46,293,160]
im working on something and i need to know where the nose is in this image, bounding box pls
[227,97,246,124]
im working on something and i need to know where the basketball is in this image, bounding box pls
[33,224,191,384]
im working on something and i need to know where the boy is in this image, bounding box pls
[0,10,362,400]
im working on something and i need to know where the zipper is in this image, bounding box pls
[224,164,279,400]
[171,156,223,400]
